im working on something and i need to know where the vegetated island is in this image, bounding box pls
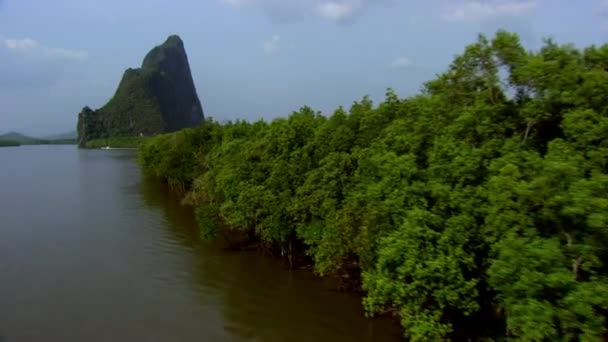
[76,35,204,148]
[0,131,76,146]
[0,139,20,147]
[138,31,608,341]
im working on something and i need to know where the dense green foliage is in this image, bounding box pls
[138,32,608,341]
[85,136,150,148]
[0,140,20,147]
[77,35,204,147]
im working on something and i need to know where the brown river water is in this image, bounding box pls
[0,145,402,342]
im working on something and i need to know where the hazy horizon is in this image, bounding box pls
[1,0,606,136]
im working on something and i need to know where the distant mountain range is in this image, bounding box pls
[0,131,77,145]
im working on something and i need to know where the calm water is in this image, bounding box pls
[0,145,401,342]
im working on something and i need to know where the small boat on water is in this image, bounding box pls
[101,146,111,150]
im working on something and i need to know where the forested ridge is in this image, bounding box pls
[138,31,608,341]
[0,140,20,147]
[0,132,75,145]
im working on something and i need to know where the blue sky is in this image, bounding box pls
[0,0,606,136]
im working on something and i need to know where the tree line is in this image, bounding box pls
[84,136,149,148]
[138,31,608,341]
[0,140,20,147]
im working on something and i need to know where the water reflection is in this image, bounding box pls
[138,176,402,342]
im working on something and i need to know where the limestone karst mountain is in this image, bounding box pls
[77,35,204,147]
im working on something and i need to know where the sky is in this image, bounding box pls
[0,0,606,136]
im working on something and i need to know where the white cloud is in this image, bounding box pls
[4,38,38,50]
[390,57,412,68]
[316,1,361,22]
[442,0,538,23]
[1,36,88,61]
[263,34,281,54]
[220,0,254,8]
[221,0,375,23]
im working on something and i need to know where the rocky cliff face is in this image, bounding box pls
[77,35,204,147]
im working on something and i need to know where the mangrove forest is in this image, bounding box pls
[138,31,608,341]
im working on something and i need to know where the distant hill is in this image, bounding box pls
[0,131,76,145]
[0,132,41,144]
[77,34,204,147]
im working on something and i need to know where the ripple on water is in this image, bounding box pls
[1,147,403,342]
